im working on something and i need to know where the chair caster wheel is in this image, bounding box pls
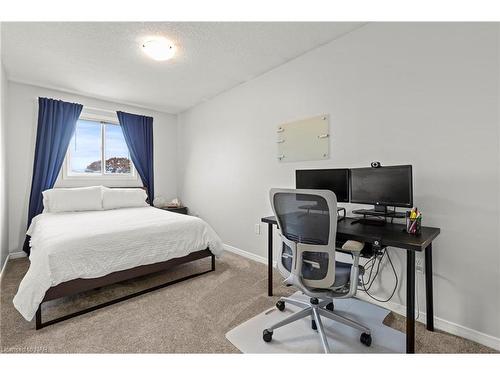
[263,329,273,342]
[360,332,372,347]
[311,319,317,330]
[326,302,334,311]
[276,300,285,311]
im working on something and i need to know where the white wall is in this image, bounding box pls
[0,23,9,271]
[6,81,178,255]
[178,23,500,345]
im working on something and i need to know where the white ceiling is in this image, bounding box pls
[2,22,364,113]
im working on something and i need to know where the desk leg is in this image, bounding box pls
[425,243,434,331]
[268,223,273,297]
[406,250,416,354]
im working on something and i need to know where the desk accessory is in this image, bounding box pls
[406,208,422,235]
[337,207,346,221]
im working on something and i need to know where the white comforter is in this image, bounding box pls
[13,207,224,321]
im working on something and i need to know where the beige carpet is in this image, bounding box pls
[0,252,496,353]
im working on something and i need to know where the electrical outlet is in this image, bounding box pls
[255,224,261,235]
[415,255,424,274]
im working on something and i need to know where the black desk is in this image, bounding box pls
[261,215,440,354]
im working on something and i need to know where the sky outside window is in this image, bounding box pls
[69,120,102,173]
[68,119,132,174]
[105,124,131,174]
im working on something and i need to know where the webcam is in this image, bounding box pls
[371,161,381,168]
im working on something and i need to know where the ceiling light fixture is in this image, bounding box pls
[142,38,176,61]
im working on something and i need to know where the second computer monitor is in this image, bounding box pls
[295,168,350,203]
[350,165,413,208]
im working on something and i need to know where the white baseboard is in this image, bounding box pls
[224,243,500,351]
[355,292,500,351]
[0,251,26,281]
[9,251,27,259]
[224,244,277,268]
[0,254,10,280]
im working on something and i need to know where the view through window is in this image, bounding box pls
[66,119,134,177]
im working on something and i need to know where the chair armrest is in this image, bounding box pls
[341,240,365,253]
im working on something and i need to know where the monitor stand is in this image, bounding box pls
[352,205,406,219]
[351,205,405,226]
[350,217,387,226]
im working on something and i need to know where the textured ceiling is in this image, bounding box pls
[2,22,364,113]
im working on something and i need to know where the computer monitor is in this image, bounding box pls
[350,165,413,209]
[295,168,350,203]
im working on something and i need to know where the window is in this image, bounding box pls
[65,118,135,178]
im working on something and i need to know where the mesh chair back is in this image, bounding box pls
[270,189,338,289]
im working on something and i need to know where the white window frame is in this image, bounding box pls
[63,115,137,181]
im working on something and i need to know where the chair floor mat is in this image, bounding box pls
[226,292,405,353]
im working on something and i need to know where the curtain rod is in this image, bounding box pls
[82,106,117,115]
[32,99,118,115]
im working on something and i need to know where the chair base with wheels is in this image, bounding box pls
[267,189,373,353]
[263,296,372,353]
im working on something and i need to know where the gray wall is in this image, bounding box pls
[177,23,500,343]
[6,81,179,255]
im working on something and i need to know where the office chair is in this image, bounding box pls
[263,188,372,353]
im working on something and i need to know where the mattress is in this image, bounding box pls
[13,207,224,321]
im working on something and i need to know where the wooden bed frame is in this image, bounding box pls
[33,186,216,330]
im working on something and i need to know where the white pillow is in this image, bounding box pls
[102,187,148,210]
[42,186,103,213]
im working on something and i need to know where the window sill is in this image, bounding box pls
[55,176,143,189]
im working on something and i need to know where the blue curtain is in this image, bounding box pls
[117,111,154,203]
[23,98,83,254]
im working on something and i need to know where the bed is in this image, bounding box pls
[13,199,224,329]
